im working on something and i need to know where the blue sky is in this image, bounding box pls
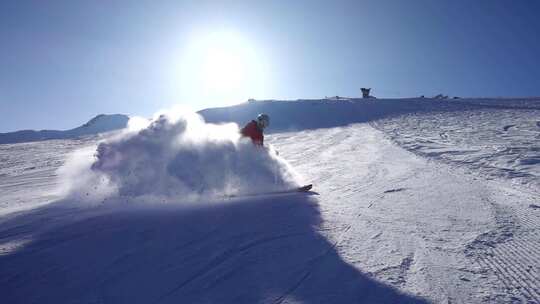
[1,0,540,132]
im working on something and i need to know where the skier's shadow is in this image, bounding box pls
[0,194,429,304]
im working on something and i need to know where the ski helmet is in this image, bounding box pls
[257,113,270,129]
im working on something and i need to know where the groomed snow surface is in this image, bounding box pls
[1,98,539,303]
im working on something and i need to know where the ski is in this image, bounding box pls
[268,184,312,194]
[296,184,313,192]
[224,184,313,199]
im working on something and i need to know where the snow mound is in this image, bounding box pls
[58,110,299,203]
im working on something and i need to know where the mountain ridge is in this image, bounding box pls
[0,114,129,144]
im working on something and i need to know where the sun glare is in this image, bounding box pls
[176,30,270,106]
[202,44,245,91]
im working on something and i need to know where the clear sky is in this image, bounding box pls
[1,0,540,132]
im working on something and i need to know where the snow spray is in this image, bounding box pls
[58,108,300,204]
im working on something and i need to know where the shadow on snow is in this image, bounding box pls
[0,194,429,304]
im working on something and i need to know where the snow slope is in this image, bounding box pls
[1,98,539,303]
[269,124,539,303]
[372,107,540,191]
[0,137,99,214]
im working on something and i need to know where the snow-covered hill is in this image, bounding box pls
[0,98,539,303]
[201,98,540,193]
[199,97,540,132]
[0,114,129,144]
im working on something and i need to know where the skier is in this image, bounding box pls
[241,113,269,146]
[240,113,312,193]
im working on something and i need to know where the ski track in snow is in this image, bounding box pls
[0,137,99,215]
[371,108,540,192]
[1,100,540,303]
[370,106,540,303]
[269,124,539,303]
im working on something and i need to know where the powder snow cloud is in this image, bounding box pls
[58,109,300,203]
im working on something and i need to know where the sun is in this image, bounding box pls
[177,30,269,106]
[201,38,246,92]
